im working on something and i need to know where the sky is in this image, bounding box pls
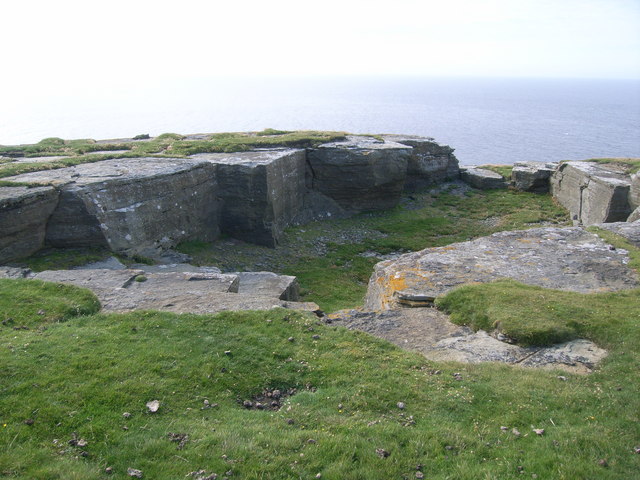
[1,0,638,89]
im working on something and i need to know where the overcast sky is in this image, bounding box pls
[1,0,638,107]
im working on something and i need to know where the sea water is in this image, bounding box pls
[1,76,638,165]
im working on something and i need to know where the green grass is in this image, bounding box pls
[1,279,639,479]
[0,131,347,179]
[479,164,513,179]
[17,247,114,272]
[583,158,640,174]
[181,188,570,312]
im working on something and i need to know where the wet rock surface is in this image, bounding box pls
[365,226,637,311]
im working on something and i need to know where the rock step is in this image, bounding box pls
[460,166,508,190]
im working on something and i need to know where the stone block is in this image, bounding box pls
[459,166,507,190]
[511,161,558,193]
[550,162,632,225]
[307,136,411,211]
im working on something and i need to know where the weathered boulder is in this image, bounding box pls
[6,157,221,256]
[550,162,632,225]
[629,206,640,223]
[307,136,411,211]
[193,149,307,247]
[459,166,508,190]
[596,220,640,247]
[364,227,638,310]
[0,186,59,263]
[511,161,558,193]
[381,135,459,190]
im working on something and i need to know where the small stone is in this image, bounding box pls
[416,472,424,479]
[557,375,567,381]
[312,335,320,340]
[23,418,34,425]
[307,438,317,444]
[397,402,406,410]
[127,467,143,478]
[500,426,509,431]
[105,467,113,474]
[146,400,160,413]
[445,445,454,451]
[338,404,343,409]
[76,438,88,447]
[286,418,295,425]
[634,446,640,454]
[37,310,45,315]
[598,459,608,467]
[123,412,132,418]
[288,337,295,342]
[315,474,322,479]
[512,428,521,437]
[533,428,545,436]
[375,448,390,458]
[517,465,524,472]
[242,400,253,409]
[224,350,231,355]
[255,402,264,410]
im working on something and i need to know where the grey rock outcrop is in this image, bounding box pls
[629,206,640,223]
[596,220,640,247]
[194,150,307,246]
[511,161,558,193]
[365,227,637,310]
[459,166,508,190]
[7,157,221,256]
[381,135,459,190]
[307,136,411,211]
[235,271,299,301]
[0,186,59,262]
[629,173,640,213]
[550,162,632,225]
[329,307,607,373]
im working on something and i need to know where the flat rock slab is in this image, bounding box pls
[460,167,507,190]
[596,220,640,247]
[512,161,558,193]
[329,308,606,373]
[365,227,638,310]
[29,267,317,315]
[235,271,299,301]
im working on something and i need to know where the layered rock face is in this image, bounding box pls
[8,158,221,257]
[381,135,460,190]
[307,136,411,211]
[550,162,632,224]
[0,135,460,262]
[0,186,59,262]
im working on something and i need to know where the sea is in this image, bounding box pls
[1,76,638,166]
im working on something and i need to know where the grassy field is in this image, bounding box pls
[2,183,639,478]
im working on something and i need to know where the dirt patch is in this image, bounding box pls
[240,385,316,411]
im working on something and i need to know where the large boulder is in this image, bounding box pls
[6,158,222,256]
[307,136,411,211]
[0,186,59,263]
[511,161,558,193]
[550,162,632,225]
[194,149,307,247]
[459,166,508,190]
[364,227,638,310]
[382,135,459,190]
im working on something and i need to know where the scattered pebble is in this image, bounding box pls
[224,350,231,356]
[598,459,608,467]
[500,426,509,431]
[557,375,567,381]
[146,400,160,413]
[286,418,295,425]
[105,467,113,474]
[375,448,390,458]
[533,428,545,436]
[517,465,524,472]
[127,467,143,478]
[416,472,424,479]
[123,412,132,418]
[307,438,317,444]
[453,372,463,381]
[23,418,34,426]
[512,428,521,437]
[634,446,640,454]
[315,474,322,479]
[312,335,320,340]
[287,337,295,342]
[167,432,189,450]
[397,402,406,410]
[37,310,46,316]
[242,400,253,409]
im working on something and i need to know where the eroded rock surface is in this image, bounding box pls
[365,227,637,311]
[329,308,607,374]
[0,186,59,262]
[551,162,632,225]
[596,220,640,247]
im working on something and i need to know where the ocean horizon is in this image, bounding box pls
[1,76,638,165]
